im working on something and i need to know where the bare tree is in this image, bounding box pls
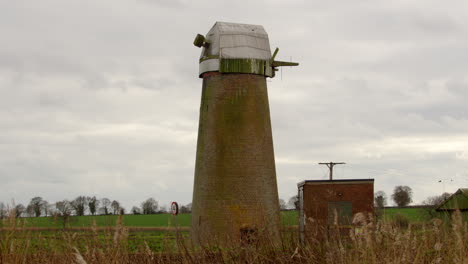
[423,192,451,207]
[141,198,158,214]
[422,192,451,218]
[374,191,387,208]
[42,201,51,216]
[180,203,192,213]
[71,196,88,216]
[0,202,5,219]
[56,200,72,215]
[279,199,287,210]
[288,195,299,210]
[391,186,413,207]
[374,190,387,220]
[14,204,25,218]
[28,197,45,217]
[111,200,121,215]
[100,198,111,215]
[131,206,141,215]
[55,200,73,228]
[88,196,99,216]
[45,202,56,216]
[26,204,35,217]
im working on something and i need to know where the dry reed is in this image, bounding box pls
[0,210,466,264]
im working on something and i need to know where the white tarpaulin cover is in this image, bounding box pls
[201,22,271,60]
[199,22,273,76]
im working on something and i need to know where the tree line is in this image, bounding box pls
[0,185,450,219]
[374,185,451,208]
[0,196,192,219]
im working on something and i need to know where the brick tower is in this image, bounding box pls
[191,22,298,245]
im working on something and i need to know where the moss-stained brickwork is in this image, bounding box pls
[219,58,269,76]
[191,72,281,245]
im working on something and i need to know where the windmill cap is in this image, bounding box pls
[195,22,274,77]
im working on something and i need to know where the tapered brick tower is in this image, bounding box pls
[191,22,298,245]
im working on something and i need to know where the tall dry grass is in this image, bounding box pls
[0,209,466,263]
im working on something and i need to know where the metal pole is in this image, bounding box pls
[318,162,346,180]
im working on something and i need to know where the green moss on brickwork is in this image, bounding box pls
[191,73,280,245]
[219,59,268,75]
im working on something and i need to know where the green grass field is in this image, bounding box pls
[8,208,448,229]
[12,211,298,228]
[381,207,459,223]
[380,207,432,222]
[14,213,191,228]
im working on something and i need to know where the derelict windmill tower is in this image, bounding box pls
[191,22,298,244]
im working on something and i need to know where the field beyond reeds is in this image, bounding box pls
[0,211,466,263]
[3,211,299,229]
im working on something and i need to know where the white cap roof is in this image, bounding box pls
[198,22,273,76]
[201,22,271,60]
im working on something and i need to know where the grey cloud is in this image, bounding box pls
[140,0,187,8]
[1,0,468,208]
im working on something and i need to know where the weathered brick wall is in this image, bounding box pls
[302,181,374,227]
[191,72,281,245]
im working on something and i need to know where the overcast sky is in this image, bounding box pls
[1,0,467,211]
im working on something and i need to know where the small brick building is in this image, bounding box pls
[297,179,374,242]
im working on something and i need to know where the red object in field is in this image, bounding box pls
[171,202,179,216]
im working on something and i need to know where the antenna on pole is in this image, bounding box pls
[318,162,346,180]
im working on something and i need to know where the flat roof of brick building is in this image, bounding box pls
[298,179,374,187]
